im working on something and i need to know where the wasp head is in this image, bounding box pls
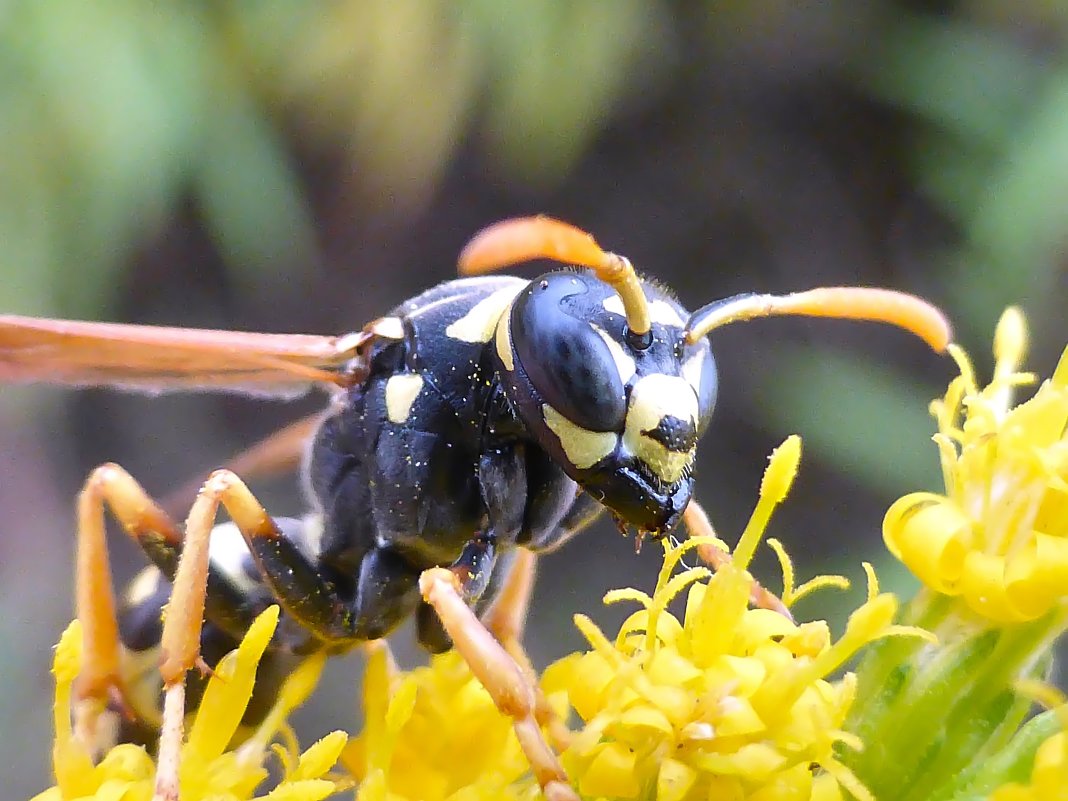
[494,270,717,538]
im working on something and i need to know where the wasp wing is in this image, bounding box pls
[0,315,371,397]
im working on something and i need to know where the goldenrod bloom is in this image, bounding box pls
[884,308,1068,622]
[845,310,1068,800]
[33,311,1068,801]
[343,644,540,801]
[541,436,930,801]
[34,606,349,801]
[347,437,930,800]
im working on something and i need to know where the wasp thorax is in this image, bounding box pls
[495,270,717,535]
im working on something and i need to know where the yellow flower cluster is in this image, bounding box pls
[884,309,1068,623]
[32,309,1068,801]
[346,437,930,801]
[542,437,930,801]
[34,606,349,801]
[343,645,540,801]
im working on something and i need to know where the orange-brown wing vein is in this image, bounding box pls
[0,315,370,397]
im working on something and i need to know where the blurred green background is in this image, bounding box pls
[2,2,1066,795]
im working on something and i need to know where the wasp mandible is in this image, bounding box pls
[0,216,951,800]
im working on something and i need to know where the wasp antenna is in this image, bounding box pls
[684,287,952,353]
[458,216,652,337]
[458,216,606,274]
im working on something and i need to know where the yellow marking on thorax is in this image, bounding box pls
[495,301,516,371]
[543,404,617,469]
[446,285,526,343]
[386,373,424,423]
[367,316,405,339]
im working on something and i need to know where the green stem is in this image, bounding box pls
[848,610,1061,799]
[899,689,1016,801]
[845,590,953,745]
[935,703,1060,800]
[858,629,999,798]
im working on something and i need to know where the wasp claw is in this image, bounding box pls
[634,530,647,554]
[107,685,137,722]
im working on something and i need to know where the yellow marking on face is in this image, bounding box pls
[603,295,685,327]
[590,323,636,385]
[681,349,706,397]
[446,285,526,343]
[623,374,697,483]
[542,404,617,469]
[385,373,424,423]
[495,304,516,371]
[124,565,162,607]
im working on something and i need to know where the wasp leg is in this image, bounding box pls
[151,468,284,801]
[482,549,571,750]
[415,534,501,652]
[228,473,425,644]
[74,464,187,753]
[683,498,792,619]
[483,547,533,652]
[420,566,577,801]
[74,463,299,754]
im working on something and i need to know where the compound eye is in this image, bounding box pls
[512,274,627,432]
[681,343,718,433]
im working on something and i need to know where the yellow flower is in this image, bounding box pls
[346,437,931,801]
[343,642,540,801]
[884,308,1068,622]
[33,606,350,801]
[543,436,930,801]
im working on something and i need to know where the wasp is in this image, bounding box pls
[0,217,950,800]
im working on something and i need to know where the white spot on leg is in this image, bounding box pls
[385,373,424,423]
[300,513,325,559]
[542,404,617,469]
